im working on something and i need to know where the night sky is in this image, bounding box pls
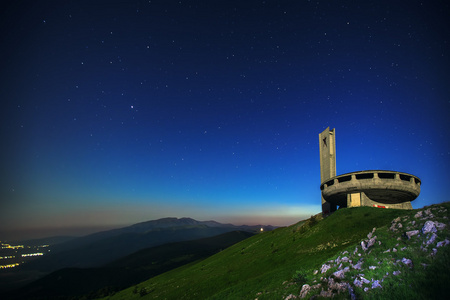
[1,1,449,240]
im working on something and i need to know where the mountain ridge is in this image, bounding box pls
[16,217,274,273]
[47,217,273,251]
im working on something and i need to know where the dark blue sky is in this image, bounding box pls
[1,1,449,240]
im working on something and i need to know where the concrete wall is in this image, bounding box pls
[346,192,412,209]
[347,193,361,207]
[360,192,413,210]
[322,201,337,215]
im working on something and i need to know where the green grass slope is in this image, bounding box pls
[104,204,450,299]
[293,202,450,300]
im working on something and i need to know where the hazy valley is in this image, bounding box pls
[0,218,272,299]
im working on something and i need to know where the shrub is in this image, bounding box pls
[292,270,308,285]
[309,215,318,226]
[139,287,149,297]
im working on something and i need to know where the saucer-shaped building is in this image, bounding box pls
[319,128,421,215]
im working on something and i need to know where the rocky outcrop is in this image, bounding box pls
[291,204,449,299]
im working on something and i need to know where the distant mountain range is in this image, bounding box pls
[19,217,275,273]
[8,230,255,299]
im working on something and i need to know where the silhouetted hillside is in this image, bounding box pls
[7,231,254,299]
[17,218,272,272]
[43,217,271,256]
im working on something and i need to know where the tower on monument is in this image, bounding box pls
[319,127,336,182]
[319,127,337,214]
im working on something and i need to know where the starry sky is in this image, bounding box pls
[1,1,449,240]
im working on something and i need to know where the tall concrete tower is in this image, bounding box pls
[319,127,337,214]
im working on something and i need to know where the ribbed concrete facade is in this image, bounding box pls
[320,170,420,210]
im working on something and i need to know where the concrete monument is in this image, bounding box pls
[319,127,421,215]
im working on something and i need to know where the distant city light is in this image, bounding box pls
[0,256,14,260]
[1,243,24,249]
[21,253,44,257]
[0,263,19,269]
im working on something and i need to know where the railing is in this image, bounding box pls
[320,170,421,190]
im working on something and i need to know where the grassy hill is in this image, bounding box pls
[105,203,450,299]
